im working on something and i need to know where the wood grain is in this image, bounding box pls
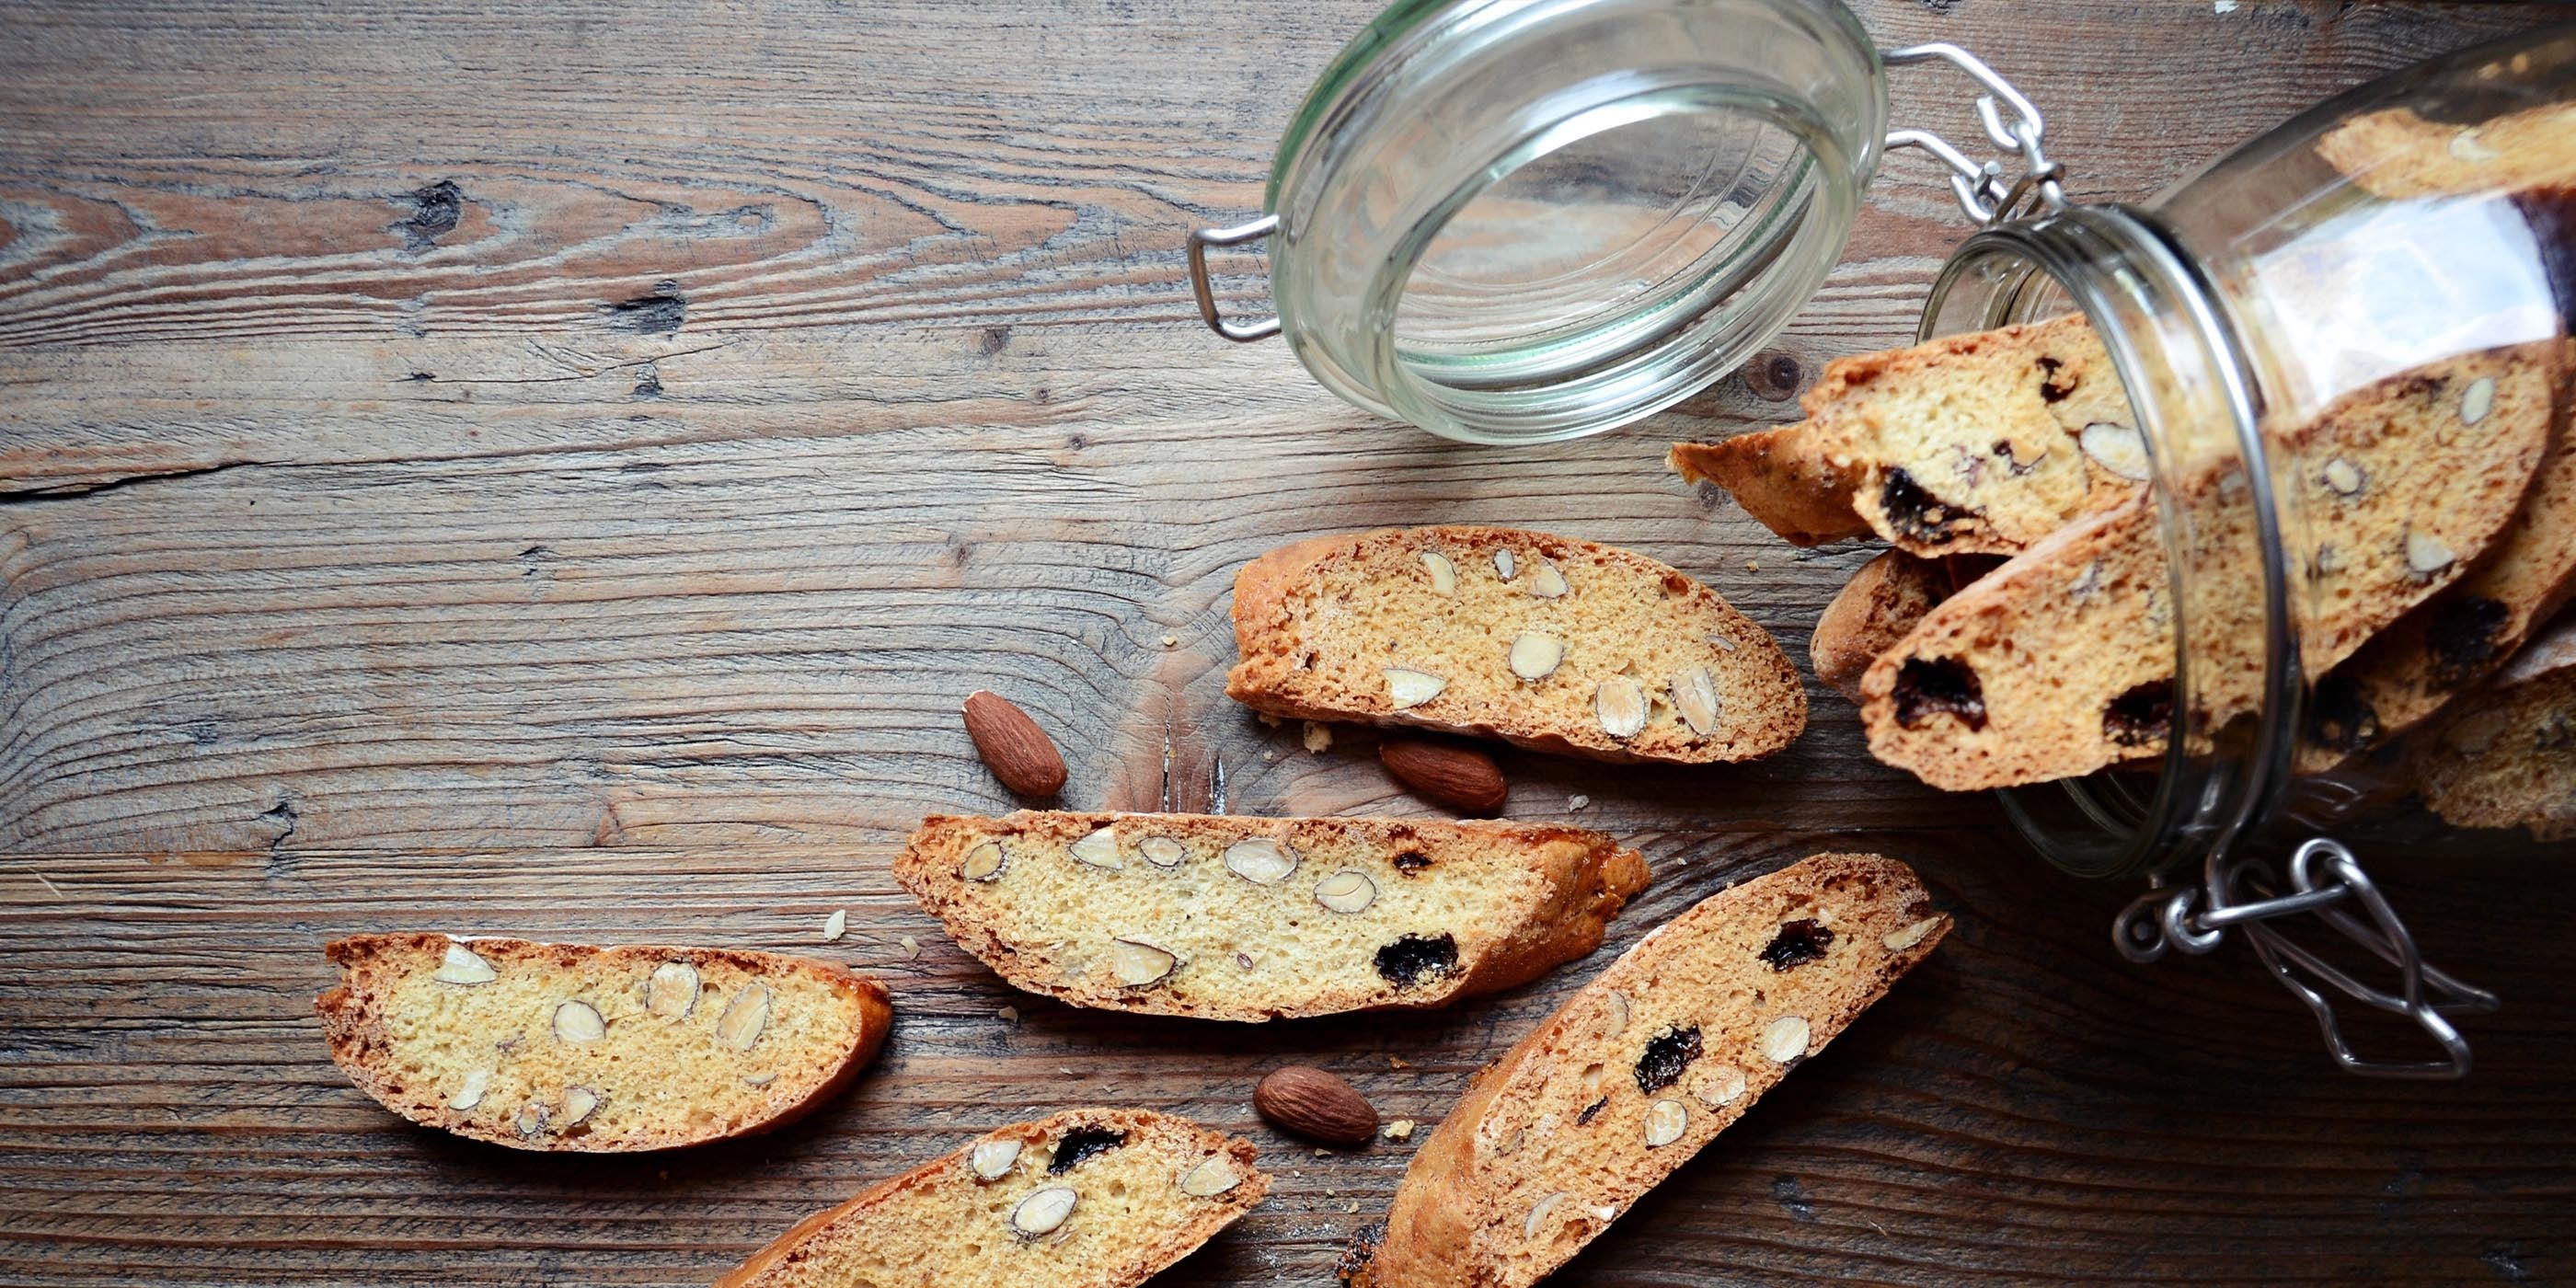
[4,0,2573,1283]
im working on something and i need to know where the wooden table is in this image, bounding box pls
[4,2,2570,1283]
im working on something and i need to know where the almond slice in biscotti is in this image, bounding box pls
[316,934,891,1151]
[717,1109,1269,1288]
[1666,427,1870,547]
[2416,616,2576,842]
[1811,550,1953,703]
[1341,853,1948,1288]
[1225,525,1805,764]
[1861,342,2559,791]
[897,811,1648,1021]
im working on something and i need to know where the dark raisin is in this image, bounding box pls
[1335,1223,1386,1287]
[1892,656,1987,730]
[1047,1126,1127,1173]
[2426,596,2511,686]
[1393,850,1432,874]
[1633,1025,1705,1094]
[1374,934,1458,988]
[1575,1097,1609,1126]
[2036,354,2075,403]
[2307,672,2381,753]
[1878,467,1977,546]
[1760,919,1836,972]
[2102,679,2174,748]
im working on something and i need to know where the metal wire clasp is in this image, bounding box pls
[1881,43,2068,225]
[1185,214,1282,343]
[2114,838,2499,1078]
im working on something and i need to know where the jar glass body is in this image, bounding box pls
[1917,27,2575,880]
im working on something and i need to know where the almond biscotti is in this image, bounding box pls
[1811,550,1951,703]
[1860,342,2558,790]
[1342,853,1948,1288]
[1666,428,1869,546]
[317,934,891,1151]
[2418,617,2576,842]
[1226,525,1805,764]
[898,811,1648,1021]
[2306,403,2576,768]
[1800,312,2145,556]
[717,1110,1269,1288]
[2317,99,2576,201]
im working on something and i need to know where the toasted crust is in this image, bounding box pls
[1349,853,1948,1288]
[1226,525,1806,765]
[2317,100,2576,201]
[897,811,1649,1021]
[317,933,891,1152]
[1811,551,1949,703]
[716,1109,1269,1288]
[1666,430,1869,546]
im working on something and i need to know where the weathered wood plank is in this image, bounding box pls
[1,836,2570,1285]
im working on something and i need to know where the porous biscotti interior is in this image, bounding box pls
[1246,528,1791,760]
[1438,855,1942,1288]
[2317,100,2576,199]
[2421,628,2576,841]
[730,1111,1264,1288]
[1819,313,2131,552]
[905,813,1635,1019]
[328,936,868,1149]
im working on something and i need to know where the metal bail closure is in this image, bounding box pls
[1880,42,2068,227]
[1186,214,1282,343]
[2114,837,2500,1078]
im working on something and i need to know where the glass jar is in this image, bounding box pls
[1188,2,2575,1075]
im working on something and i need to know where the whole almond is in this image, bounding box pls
[1379,737,1507,814]
[962,690,1068,798]
[1255,1065,1379,1146]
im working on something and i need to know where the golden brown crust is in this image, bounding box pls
[2317,101,2576,201]
[715,1109,1270,1288]
[1352,853,1948,1288]
[896,811,1649,1021]
[1811,551,1949,703]
[1666,431,1869,546]
[316,934,891,1152]
[1225,525,1806,765]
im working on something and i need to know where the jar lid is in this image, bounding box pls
[1192,0,1893,443]
[1190,0,2072,443]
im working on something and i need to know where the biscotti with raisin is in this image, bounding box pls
[1811,550,1952,703]
[1802,312,2145,556]
[317,934,891,1151]
[1860,342,2559,790]
[1343,853,1948,1288]
[717,1110,1269,1288]
[2306,390,2576,768]
[1225,525,1805,765]
[2417,616,2576,842]
[897,811,1648,1021]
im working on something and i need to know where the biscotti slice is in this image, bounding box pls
[1811,551,1950,703]
[317,934,891,1151]
[1799,313,2148,557]
[1344,853,1948,1288]
[718,1109,1268,1288]
[1666,428,1870,546]
[2418,617,2576,842]
[1226,525,1805,764]
[900,811,1647,1021]
[2306,402,2576,768]
[1861,343,2558,790]
[2317,99,2576,201]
